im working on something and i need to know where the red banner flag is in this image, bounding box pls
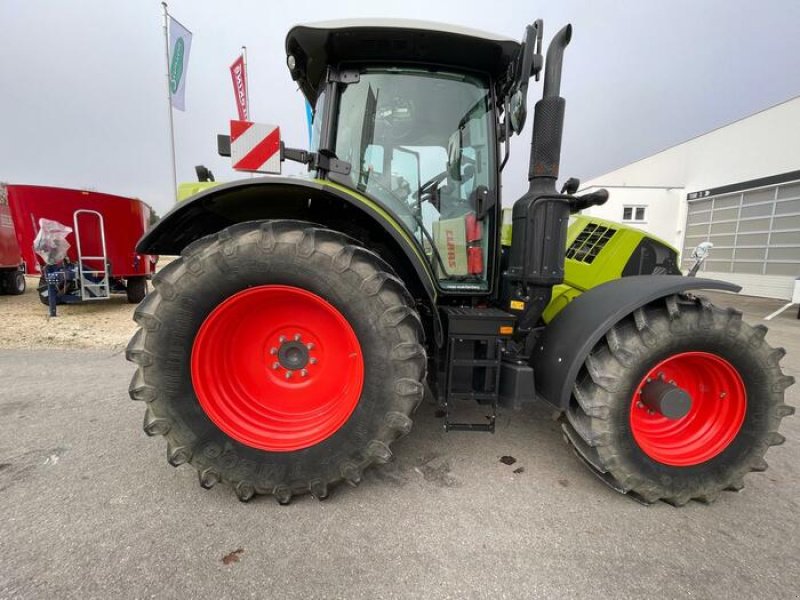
[229,54,248,120]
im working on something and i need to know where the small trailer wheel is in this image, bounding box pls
[5,271,26,295]
[36,276,51,305]
[125,276,147,303]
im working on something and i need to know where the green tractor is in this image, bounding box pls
[128,19,794,505]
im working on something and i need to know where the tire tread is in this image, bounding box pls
[127,220,426,504]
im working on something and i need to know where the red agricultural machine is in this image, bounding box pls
[127,19,794,505]
[0,185,26,295]
[3,184,156,304]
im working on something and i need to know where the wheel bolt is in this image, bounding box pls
[272,362,280,370]
[300,369,308,377]
[279,335,287,343]
[720,391,727,398]
[270,347,278,355]
[285,371,292,379]
[294,333,302,341]
[637,401,644,408]
[306,343,315,350]
[309,357,317,365]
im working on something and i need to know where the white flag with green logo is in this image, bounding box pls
[168,16,192,111]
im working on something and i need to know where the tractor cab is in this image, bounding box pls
[286,20,522,291]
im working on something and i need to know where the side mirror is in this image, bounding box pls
[692,241,713,260]
[508,20,543,135]
[508,89,525,134]
[687,241,713,277]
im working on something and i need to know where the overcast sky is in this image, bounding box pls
[1,0,799,215]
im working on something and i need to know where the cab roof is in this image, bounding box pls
[285,19,521,102]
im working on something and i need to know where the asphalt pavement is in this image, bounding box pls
[1,292,798,599]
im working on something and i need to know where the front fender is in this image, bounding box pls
[531,275,742,410]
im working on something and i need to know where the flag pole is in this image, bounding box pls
[241,45,250,120]
[162,2,178,202]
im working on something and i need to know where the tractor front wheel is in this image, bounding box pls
[126,220,426,503]
[563,294,794,505]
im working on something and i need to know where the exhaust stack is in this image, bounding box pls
[504,24,574,351]
[528,24,572,184]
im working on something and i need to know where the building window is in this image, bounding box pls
[623,206,647,222]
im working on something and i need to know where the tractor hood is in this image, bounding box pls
[286,19,521,103]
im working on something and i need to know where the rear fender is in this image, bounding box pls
[531,275,742,410]
[138,176,443,345]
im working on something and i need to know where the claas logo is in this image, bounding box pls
[446,230,457,268]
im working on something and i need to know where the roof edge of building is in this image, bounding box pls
[583,92,800,187]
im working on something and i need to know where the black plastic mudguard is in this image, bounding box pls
[137,176,444,346]
[531,275,742,410]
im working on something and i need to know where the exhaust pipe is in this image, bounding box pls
[542,24,572,98]
[504,24,574,353]
[528,24,572,184]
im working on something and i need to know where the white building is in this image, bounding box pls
[581,95,800,300]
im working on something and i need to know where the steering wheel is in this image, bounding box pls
[414,153,478,200]
[413,163,478,219]
[414,170,448,202]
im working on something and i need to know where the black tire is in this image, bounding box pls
[5,271,26,295]
[563,294,795,505]
[126,220,426,503]
[125,276,147,303]
[36,276,51,305]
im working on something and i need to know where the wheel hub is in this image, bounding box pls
[277,340,309,370]
[639,377,692,420]
[630,351,747,466]
[271,335,318,380]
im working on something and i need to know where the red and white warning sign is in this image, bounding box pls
[230,120,281,174]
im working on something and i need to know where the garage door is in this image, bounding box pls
[682,178,800,299]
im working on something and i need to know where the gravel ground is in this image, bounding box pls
[0,277,139,351]
[0,287,798,599]
[0,259,181,351]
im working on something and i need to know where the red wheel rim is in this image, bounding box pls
[191,285,364,452]
[629,351,746,466]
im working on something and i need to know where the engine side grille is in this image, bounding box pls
[566,223,617,264]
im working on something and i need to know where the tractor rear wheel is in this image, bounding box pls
[126,220,426,503]
[563,294,794,505]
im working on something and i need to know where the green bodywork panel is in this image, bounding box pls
[542,214,678,322]
[177,182,220,201]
